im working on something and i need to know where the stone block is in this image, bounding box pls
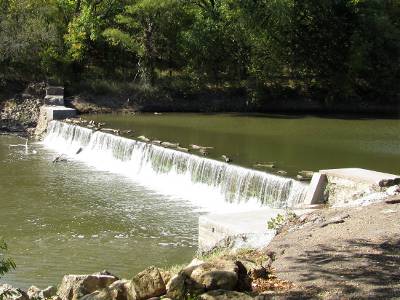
[44,95,64,106]
[46,86,64,96]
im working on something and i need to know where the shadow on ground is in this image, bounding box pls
[282,237,400,299]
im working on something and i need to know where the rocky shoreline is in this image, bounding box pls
[1,249,286,300]
[0,83,45,137]
[2,196,399,300]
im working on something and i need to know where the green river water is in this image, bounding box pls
[87,113,400,176]
[0,113,399,288]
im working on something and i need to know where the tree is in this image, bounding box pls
[0,0,61,82]
[103,0,191,85]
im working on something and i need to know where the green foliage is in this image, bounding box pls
[267,212,297,230]
[0,0,399,107]
[267,214,286,230]
[0,238,16,277]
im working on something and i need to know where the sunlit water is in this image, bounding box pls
[0,135,198,288]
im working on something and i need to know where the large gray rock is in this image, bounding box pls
[79,280,129,300]
[0,284,29,300]
[166,259,240,299]
[199,290,253,300]
[27,286,41,300]
[190,260,238,291]
[40,286,57,299]
[127,267,166,300]
[57,274,118,300]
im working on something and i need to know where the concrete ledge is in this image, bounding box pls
[320,168,398,186]
[198,208,314,253]
[304,172,328,205]
[44,106,77,121]
[321,168,399,206]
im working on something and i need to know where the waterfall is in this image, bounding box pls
[43,121,308,209]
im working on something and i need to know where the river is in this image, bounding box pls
[0,113,399,288]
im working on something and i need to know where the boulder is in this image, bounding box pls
[238,260,268,280]
[127,267,166,300]
[165,274,187,300]
[57,274,118,300]
[27,286,41,300]
[40,287,57,299]
[80,280,130,300]
[0,284,29,300]
[189,260,238,291]
[199,290,253,300]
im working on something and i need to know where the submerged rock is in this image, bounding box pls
[254,163,275,169]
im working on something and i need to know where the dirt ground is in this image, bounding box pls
[264,201,400,299]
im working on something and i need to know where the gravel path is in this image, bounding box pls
[265,201,400,299]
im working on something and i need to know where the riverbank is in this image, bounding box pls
[2,193,399,300]
[66,88,400,116]
[2,82,399,118]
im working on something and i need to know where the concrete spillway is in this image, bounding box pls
[43,121,308,211]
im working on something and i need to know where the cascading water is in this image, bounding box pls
[43,121,308,210]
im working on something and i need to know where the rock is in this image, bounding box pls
[199,149,208,156]
[57,274,118,300]
[152,140,162,145]
[254,163,275,169]
[137,136,150,142]
[238,260,268,280]
[0,284,29,300]
[189,260,238,291]
[386,185,400,196]
[298,170,314,178]
[199,290,253,300]
[276,170,287,175]
[166,259,240,299]
[177,146,189,152]
[101,128,120,135]
[165,274,187,300]
[80,280,129,300]
[128,266,166,300]
[221,155,231,163]
[190,144,213,150]
[161,142,179,148]
[379,178,400,187]
[320,214,350,228]
[40,286,57,299]
[78,279,127,300]
[27,286,41,300]
[385,195,400,204]
[234,261,252,292]
[296,175,311,181]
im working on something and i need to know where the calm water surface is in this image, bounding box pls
[87,113,400,176]
[0,135,198,288]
